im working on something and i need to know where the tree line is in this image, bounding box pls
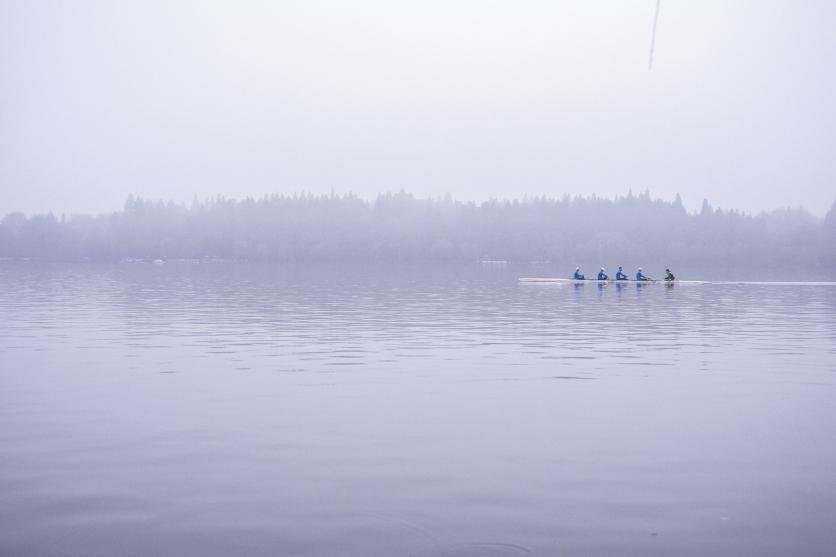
[1,191,834,272]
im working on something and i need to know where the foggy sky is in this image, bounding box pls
[2,0,835,217]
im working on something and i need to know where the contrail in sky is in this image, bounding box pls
[648,0,662,70]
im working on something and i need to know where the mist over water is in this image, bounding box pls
[2,261,835,556]
[2,192,835,277]
[4,2,836,554]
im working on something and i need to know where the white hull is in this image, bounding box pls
[518,278,836,286]
[519,277,665,284]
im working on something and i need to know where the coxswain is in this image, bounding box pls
[664,268,675,281]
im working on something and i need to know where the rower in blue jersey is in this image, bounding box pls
[574,266,585,280]
[615,266,628,280]
[635,267,650,281]
[597,267,608,280]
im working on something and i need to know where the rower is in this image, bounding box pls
[597,267,608,280]
[573,266,585,280]
[636,267,650,281]
[664,268,675,281]
[615,266,628,281]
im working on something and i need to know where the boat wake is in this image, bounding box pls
[518,278,836,286]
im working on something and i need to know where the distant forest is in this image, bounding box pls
[1,191,835,272]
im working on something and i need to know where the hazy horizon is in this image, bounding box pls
[2,189,833,221]
[2,1,836,217]
[4,4,836,555]
[4,191,833,276]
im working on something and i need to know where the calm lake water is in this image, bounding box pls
[2,262,836,556]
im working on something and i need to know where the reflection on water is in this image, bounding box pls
[1,262,836,556]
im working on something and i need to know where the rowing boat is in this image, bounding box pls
[518,278,836,286]
[519,277,663,284]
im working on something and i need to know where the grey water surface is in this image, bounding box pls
[2,262,835,556]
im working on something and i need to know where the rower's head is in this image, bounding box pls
[600,267,605,271]
[575,266,580,271]
[638,267,642,271]
[618,266,623,271]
